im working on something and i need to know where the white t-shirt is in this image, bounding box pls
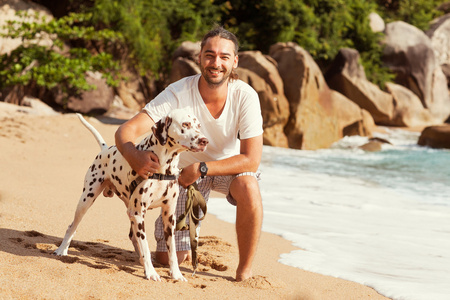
[143,74,263,168]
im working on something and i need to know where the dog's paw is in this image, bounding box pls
[144,270,161,282]
[170,269,187,282]
[53,247,68,256]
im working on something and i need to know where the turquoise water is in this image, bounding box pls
[209,128,450,300]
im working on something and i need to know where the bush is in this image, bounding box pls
[0,11,122,99]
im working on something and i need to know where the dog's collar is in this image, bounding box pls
[148,173,177,181]
[129,173,177,196]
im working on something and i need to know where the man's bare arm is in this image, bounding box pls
[178,134,263,187]
[115,111,160,178]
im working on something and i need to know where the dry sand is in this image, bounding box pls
[0,106,389,299]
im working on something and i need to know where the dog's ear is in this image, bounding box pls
[152,116,172,146]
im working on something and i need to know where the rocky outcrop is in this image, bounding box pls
[52,71,115,114]
[427,14,450,67]
[418,125,450,149]
[383,21,450,122]
[0,0,53,55]
[237,51,290,147]
[325,48,394,125]
[270,42,372,150]
[235,67,289,147]
[385,82,435,127]
[169,41,201,84]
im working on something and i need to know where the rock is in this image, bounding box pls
[0,97,59,116]
[270,42,372,150]
[171,41,201,61]
[235,67,289,147]
[427,14,450,66]
[329,90,375,137]
[0,0,53,55]
[325,48,394,125]
[383,21,450,122]
[418,125,450,149]
[369,12,385,33]
[359,141,383,152]
[236,51,290,147]
[52,71,115,114]
[385,82,435,127]
[169,57,201,84]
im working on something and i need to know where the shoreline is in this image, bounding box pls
[0,112,389,299]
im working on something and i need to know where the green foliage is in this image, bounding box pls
[90,0,221,77]
[0,11,122,97]
[217,0,394,87]
[378,0,446,31]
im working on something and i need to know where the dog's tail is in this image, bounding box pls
[76,113,108,150]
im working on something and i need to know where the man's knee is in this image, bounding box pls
[230,175,261,205]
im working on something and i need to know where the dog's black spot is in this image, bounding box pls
[162,200,168,205]
[87,193,94,198]
[120,166,123,171]
[168,215,173,224]
[90,164,95,172]
[129,227,133,239]
[131,170,137,176]
[136,232,141,238]
[113,159,116,164]
[113,167,116,173]
[113,150,117,156]
[134,198,137,207]
[139,188,144,195]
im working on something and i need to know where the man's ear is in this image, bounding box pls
[152,116,172,146]
[233,54,239,69]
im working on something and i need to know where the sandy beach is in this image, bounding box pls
[0,105,389,299]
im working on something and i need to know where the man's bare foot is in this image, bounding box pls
[236,267,253,282]
[154,250,191,265]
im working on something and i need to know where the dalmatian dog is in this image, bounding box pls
[54,109,208,282]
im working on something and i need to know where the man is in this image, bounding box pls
[115,26,263,282]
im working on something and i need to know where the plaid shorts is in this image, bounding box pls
[154,172,261,252]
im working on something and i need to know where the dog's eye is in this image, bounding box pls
[182,122,192,129]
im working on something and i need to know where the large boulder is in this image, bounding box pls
[237,51,290,147]
[383,21,450,122]
[52,71,115,114]
[270,42,372,150]
[235,67,289,147]
[325,48,394,125]
[418,125,450,149]
[427,14,450,67]
[169,41,201,84]
[385,82,435,127]
[0,0,53,55]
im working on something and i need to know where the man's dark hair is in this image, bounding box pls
[201,25,239,55]
[200,25,239,80]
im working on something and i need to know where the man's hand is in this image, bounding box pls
[128,148,160,179]
[178,163,201,188]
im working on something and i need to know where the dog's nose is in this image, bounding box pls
[198,137,209,146]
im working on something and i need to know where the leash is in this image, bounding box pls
[176,182,207,275]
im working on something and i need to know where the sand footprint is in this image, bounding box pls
[236,275,285,290]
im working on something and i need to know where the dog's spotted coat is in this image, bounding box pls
[54,110,208,281]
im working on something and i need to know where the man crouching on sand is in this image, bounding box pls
[115,25,263,281]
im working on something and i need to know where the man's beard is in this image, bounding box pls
[200,65,232,87]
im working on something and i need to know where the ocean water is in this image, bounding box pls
[208,128,450,300]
